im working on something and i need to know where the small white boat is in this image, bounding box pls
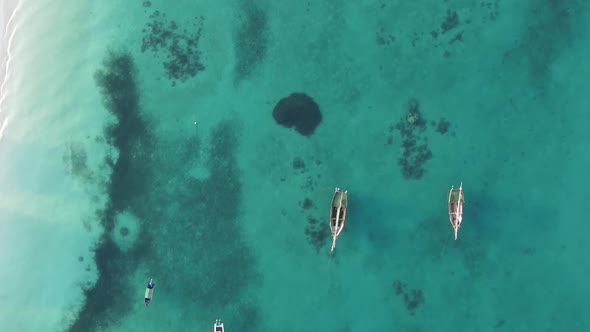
[144,279,155,306]
[329,187,348,254]
[213,319,224,332]
[448,182,464,240]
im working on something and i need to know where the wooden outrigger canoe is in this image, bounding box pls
[448,182,464,240]
[330,187,348,254]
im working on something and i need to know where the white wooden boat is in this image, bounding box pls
[448,183,464,240]
[330,187,348,253]
[213,319,224,332]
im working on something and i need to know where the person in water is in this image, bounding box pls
[144,279,155,306]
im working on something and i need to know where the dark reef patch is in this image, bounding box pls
[502,0,574,90]
[69,50,260,330]
[273,93,322,136]
[292,156,305,170]
[390,98,432,180]
[300,175,317,191]
[304,216,329,253]
[232,299,261,331]
[69,146,88,176]
[68,51,154,332]
[433,118,451,135]
[141,10,205,85]
[376,2,503,59]
[391,280,424,316]
[440,9,459,34]
[387,99,455,179]
[67,143,87,175]
[233,0,268,83]
[94,52,155,213]
[287,156,326,253]
[70,237,137,331]
[301,198,313,210]
[376,26,396,46]
[63,142,93,182]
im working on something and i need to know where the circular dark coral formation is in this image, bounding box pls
[120,226,129,236]
[273,93,322,136]
[78,256,84,262]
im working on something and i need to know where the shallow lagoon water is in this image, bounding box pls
[1,1,589,331]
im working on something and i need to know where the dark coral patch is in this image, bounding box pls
[141,10,205,84]
[119,226,129,236]
[273,93,322,136]
[233,1,268,83]
[301,198,313,210]
[292,157,305,170]
[390,98,434,180]
[70,51,152,332]
[434,118,451,135]
[391,280,425,316]
[304,216,329,252]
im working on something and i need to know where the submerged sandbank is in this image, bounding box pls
[0,1,111,331]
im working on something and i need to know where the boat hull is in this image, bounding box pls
[447,183,464,240]
[214,320,224,332]
[329,188,348,252]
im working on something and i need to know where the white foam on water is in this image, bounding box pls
[0,0,20,140]
[0,1,115,331]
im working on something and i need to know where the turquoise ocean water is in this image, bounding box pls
[1,1,589,331]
